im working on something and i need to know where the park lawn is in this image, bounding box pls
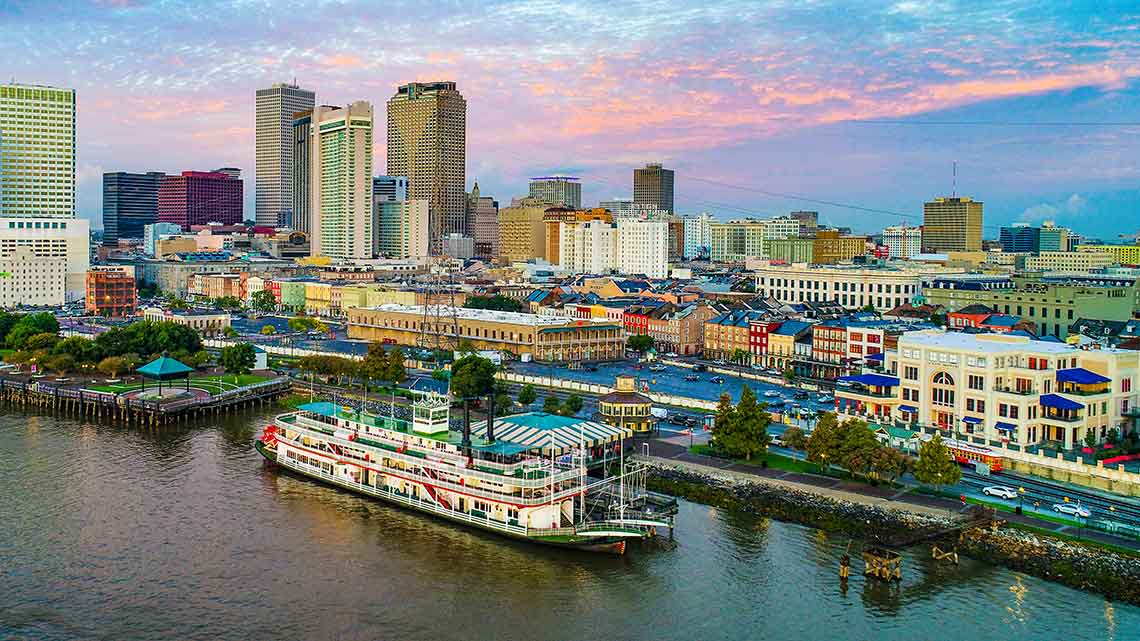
[689,444,818,474]
[85,373,270,395]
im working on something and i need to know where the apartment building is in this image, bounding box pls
[1024,251,1115,272]
[85,267,137,317]
[753,262,959,312]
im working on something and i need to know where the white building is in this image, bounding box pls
[254,83,315,226]
[1024,251,1116,273]
[560,219,616,275]
[682,213,712,259]
[443,233,474,259]
[376,199,430,259]
[0,247,66,307]
[753,261,962,312]
[310,102,374,259]
[0,217,90,301]
[616,219,668,278]
[883,225,923,260]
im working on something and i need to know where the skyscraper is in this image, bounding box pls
[633,163,674,214]
[0,83,76,217]
[157,170,244,229]
[922,196,983,253]
[102,171,165,245]
[375,199,429,259]
[999,223,1040,254]
[467,182,499,259]
[291,110,312,234]
[255,83,315,226]
[310,102,374,259]
[528,176,581,209]
[386,81,467,252]
[373,176,408,202]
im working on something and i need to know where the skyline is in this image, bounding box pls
[3,1,1139,236]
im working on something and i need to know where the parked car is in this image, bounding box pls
[1053,503,1091,518]
[982,486,1018,500]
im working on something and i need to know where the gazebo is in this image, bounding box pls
[137,353,194,393]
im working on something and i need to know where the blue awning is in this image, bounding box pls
[995,421,1017,432]
[867,353,885,361]
[898,405,919,413]
[1056,367,1111,385]
[838,373,900,387]
[1040,393,1084,411]
[962,416,983,425]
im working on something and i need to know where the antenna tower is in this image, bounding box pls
[952,160,957,197]
[418,261,460,356]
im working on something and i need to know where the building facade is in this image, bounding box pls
[468,184,499,259]
[709,217,800,263]
[753,262,954,312]
[0,216,90,301]
[0,83,76,218]
[386,81,467,251]
[375,199,429,259]
[766,238,815,264]
[682,213,712,259]
[85,267,137,317]
[528,176,581,209]
[255,83,316,226]
[142,307,231,336]
[597,376,655,434]
[310,102,374,259]
[633,163,674,214]
[158,170,243,229]
[102,171,164,245]
[999,224,1040,254]
[882,225,922,260]
[812,229,868,264]
[599,198,634,218]
[1023,251,1115,272]
[1077,244,1140,266]
[922,196,983,252]
[498,197,548,263]
[616,219,669,278]
[291,111,312,233]
[0,247,66,307]
[373,175,408,203]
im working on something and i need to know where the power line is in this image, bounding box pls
[845,120,1140,127]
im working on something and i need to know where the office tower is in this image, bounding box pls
[0,83,76,217]
[999,223,1040,254]
[882,225,923,259]
[374,175,408,203]
[102,171,165,245]
[790,210,818,237]
[443,233,474,259]
[386,81,467,252]
[467,182,499,259]
[600,198,635,219]
[1038,220,1070,252]
[616,219,669,278]
[255,82,316,226]
[922,196,983,252]
[682,213,713,259]
[157,170,243,229]
[528,176,581,209]
[310,102,374,259]
[633,163,675,214]
[375,199,429,259]
[291,111,312,233]
[498,197,548,263]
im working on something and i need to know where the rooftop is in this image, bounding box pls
[363,303,614,327]
[899,329,1080,355]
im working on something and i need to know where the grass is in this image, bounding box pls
[85,373,270,396]
[689,444,824,474]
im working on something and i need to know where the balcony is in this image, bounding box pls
[1056,382,1109,397]
[995,386,1036,397]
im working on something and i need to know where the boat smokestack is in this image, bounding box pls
[487,392,496,442]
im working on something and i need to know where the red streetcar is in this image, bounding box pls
[943,437,1005,472]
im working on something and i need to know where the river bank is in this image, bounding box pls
[644,460,1140,605]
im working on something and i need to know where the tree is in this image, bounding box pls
[52,336,103,365]
[806,412,841,473]
[465,294,524,313]
[44,353,75,375]
[626,334,654,354]
[543,396,562,414]
[385,347,407,386]
[861,303,876,313]
[431,369,450,382]
[913,433,961,494]
[1107,427,1121,444]
[97,355,130,379]
[837,418,880,479]
[782,425,807,450]
[782,368,796,384]
[214,296,244,311]
[94,320,202,359]
[518,384,537,406]
[219,343,256,383]
[223,326,239,339]
[1084,430,1098,449]
[562,393,584,416]
[22,332,60,352]
[260,324,276,335]
[250,290,277,313]
[731,348,750,365]
[450,355,499,448]
[360,342,390,385]
[6,313,60,348]
[715,385,770,460]
[871,447,906,485]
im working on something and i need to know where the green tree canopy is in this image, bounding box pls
[805,412,841,473]
[360,342,390,383]
[464,295,524,313]
[385,347,407,386]
[93,320,203,359]
[714,385,771,460]
[249,290,277,313]
[562,393,584,416]
[219,343,257,382]
[836,418,881,479]
[260,324,276,335]
[782,425,807,450]
[543,395,562,414]
[450,354,498,400]
[214,296,244,311]
[6,312,60,348]
[97,355,131,379]
[518,384,537,406]
[913,433,961,493]
[626,334,654,354]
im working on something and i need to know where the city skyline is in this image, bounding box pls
[3,1,1139,236]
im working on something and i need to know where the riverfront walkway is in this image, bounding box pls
[644,438,1140,552]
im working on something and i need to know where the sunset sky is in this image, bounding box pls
[3,0,1139,237]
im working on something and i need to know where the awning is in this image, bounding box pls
[1040,393,1084,411]
[838,373,900,387]
[962,416,983,425]
[1056,367,1111,385]
[898,405,919,413]
[995,421,1017,432]
[867,353,885,361]
[471,412,632,453]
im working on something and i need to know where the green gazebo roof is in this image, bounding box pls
[137,355,194,379]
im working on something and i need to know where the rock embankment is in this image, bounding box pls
[645,462,1140,604]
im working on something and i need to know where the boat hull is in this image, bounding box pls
[254,440,632,555]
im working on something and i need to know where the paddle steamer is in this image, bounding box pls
[256,394,677,554]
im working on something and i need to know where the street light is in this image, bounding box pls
[1017,486,1025,515]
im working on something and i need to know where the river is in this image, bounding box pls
[0,410,1134,641]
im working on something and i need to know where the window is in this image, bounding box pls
[904,366,919,381]
[967,375,984,390]
[933,371,954,385]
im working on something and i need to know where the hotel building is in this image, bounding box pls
[882,225,922,260]
[310,102,374,259]
[0,83,76,218]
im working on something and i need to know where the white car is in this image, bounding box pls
[1053,503,1091,518]
[982,485,1018,500]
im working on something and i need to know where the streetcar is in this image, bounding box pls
[942,437,1005,472]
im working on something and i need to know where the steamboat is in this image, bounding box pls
[256,394,677,554]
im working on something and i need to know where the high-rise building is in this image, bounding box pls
[882,225,923,259]
[310,102,374,259]
[599,198,635,218]
[0,217,90,302]
[375,199,429,259]
[443,233,474,259]
[498,197,548,263]
[1038,220,1070,252]
[157,170,243,229]
[386,81,467,252]
[790,211,818,237]
[999,223,1040,254]
[813,229,869,264]
[143,222,183,256]
[467,183,499,259]
[545,207,613,265]
[682,213,713,259]
[374,176,408,203]
[255,83,316,226]
[291,110,312,234]
[560,219,616,274]
[922,196,983,253]
[0,83,76,218]
[528,176,581,209]
[102,171,165,245]
[557,218,669,278]
[633,163,675,214]
[616,219,669,278]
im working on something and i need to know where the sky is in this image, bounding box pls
[2,0,1139,238]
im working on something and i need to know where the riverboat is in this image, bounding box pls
[255,394,677,554]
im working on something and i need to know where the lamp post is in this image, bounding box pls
[1017,486,1025,515]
